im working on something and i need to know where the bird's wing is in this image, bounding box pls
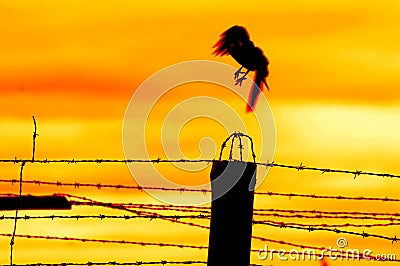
[212,25,252,56]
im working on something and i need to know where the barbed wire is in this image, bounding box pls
[256,191,400,202]
[0,233,364,259]
[0,214,211,221]
[3,178,400,203]
[70,201,400,219]
[2,207,398,263]
[72,201,400,222]
[1,233,393,262]
[63,195,400,243]
[0,179,211,194]
[7,251,400,266]
[254,208,400,217]
[9,116,37,265]
[4,194,400,245]
[7,261,208,266]
[252,235,355,255]
[258,161,400,179]
[0,233,207,250]
[254,248,399,262]
[4,191,400,222]
[61,194,211,230]
[9,162,24,265]
[2,214,400,229]
[78,201,400,222]
[1,158,400,180]
[75,201,400,219]
[71,202,211,213]
[252,212,400,221]
[256,220,400,228]
[254,221,399,242]
[2,120,400,264]
[31,116,38,163]
[0,159,213,164]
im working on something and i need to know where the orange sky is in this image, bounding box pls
[1,1,400,265]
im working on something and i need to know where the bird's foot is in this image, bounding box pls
[234,69,245,80]
[235,76,247,86]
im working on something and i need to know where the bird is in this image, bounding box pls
[213,25,270,112]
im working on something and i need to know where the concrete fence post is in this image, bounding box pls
[207,132,257,266]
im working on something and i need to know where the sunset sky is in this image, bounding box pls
[1,1,400,265]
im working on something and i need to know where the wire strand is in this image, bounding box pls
[3,214,400,229]
[3,178,400,203]
[8,261,208,266]
[0,158,399,179]
[9,162,25,266]
[63,195,400,243]
[1,233,207,250]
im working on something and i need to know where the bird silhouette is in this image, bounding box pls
[213,25,270,112]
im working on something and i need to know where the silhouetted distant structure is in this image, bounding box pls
[0,195,71,210]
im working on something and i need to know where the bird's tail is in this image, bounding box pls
[246,71,265,113]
